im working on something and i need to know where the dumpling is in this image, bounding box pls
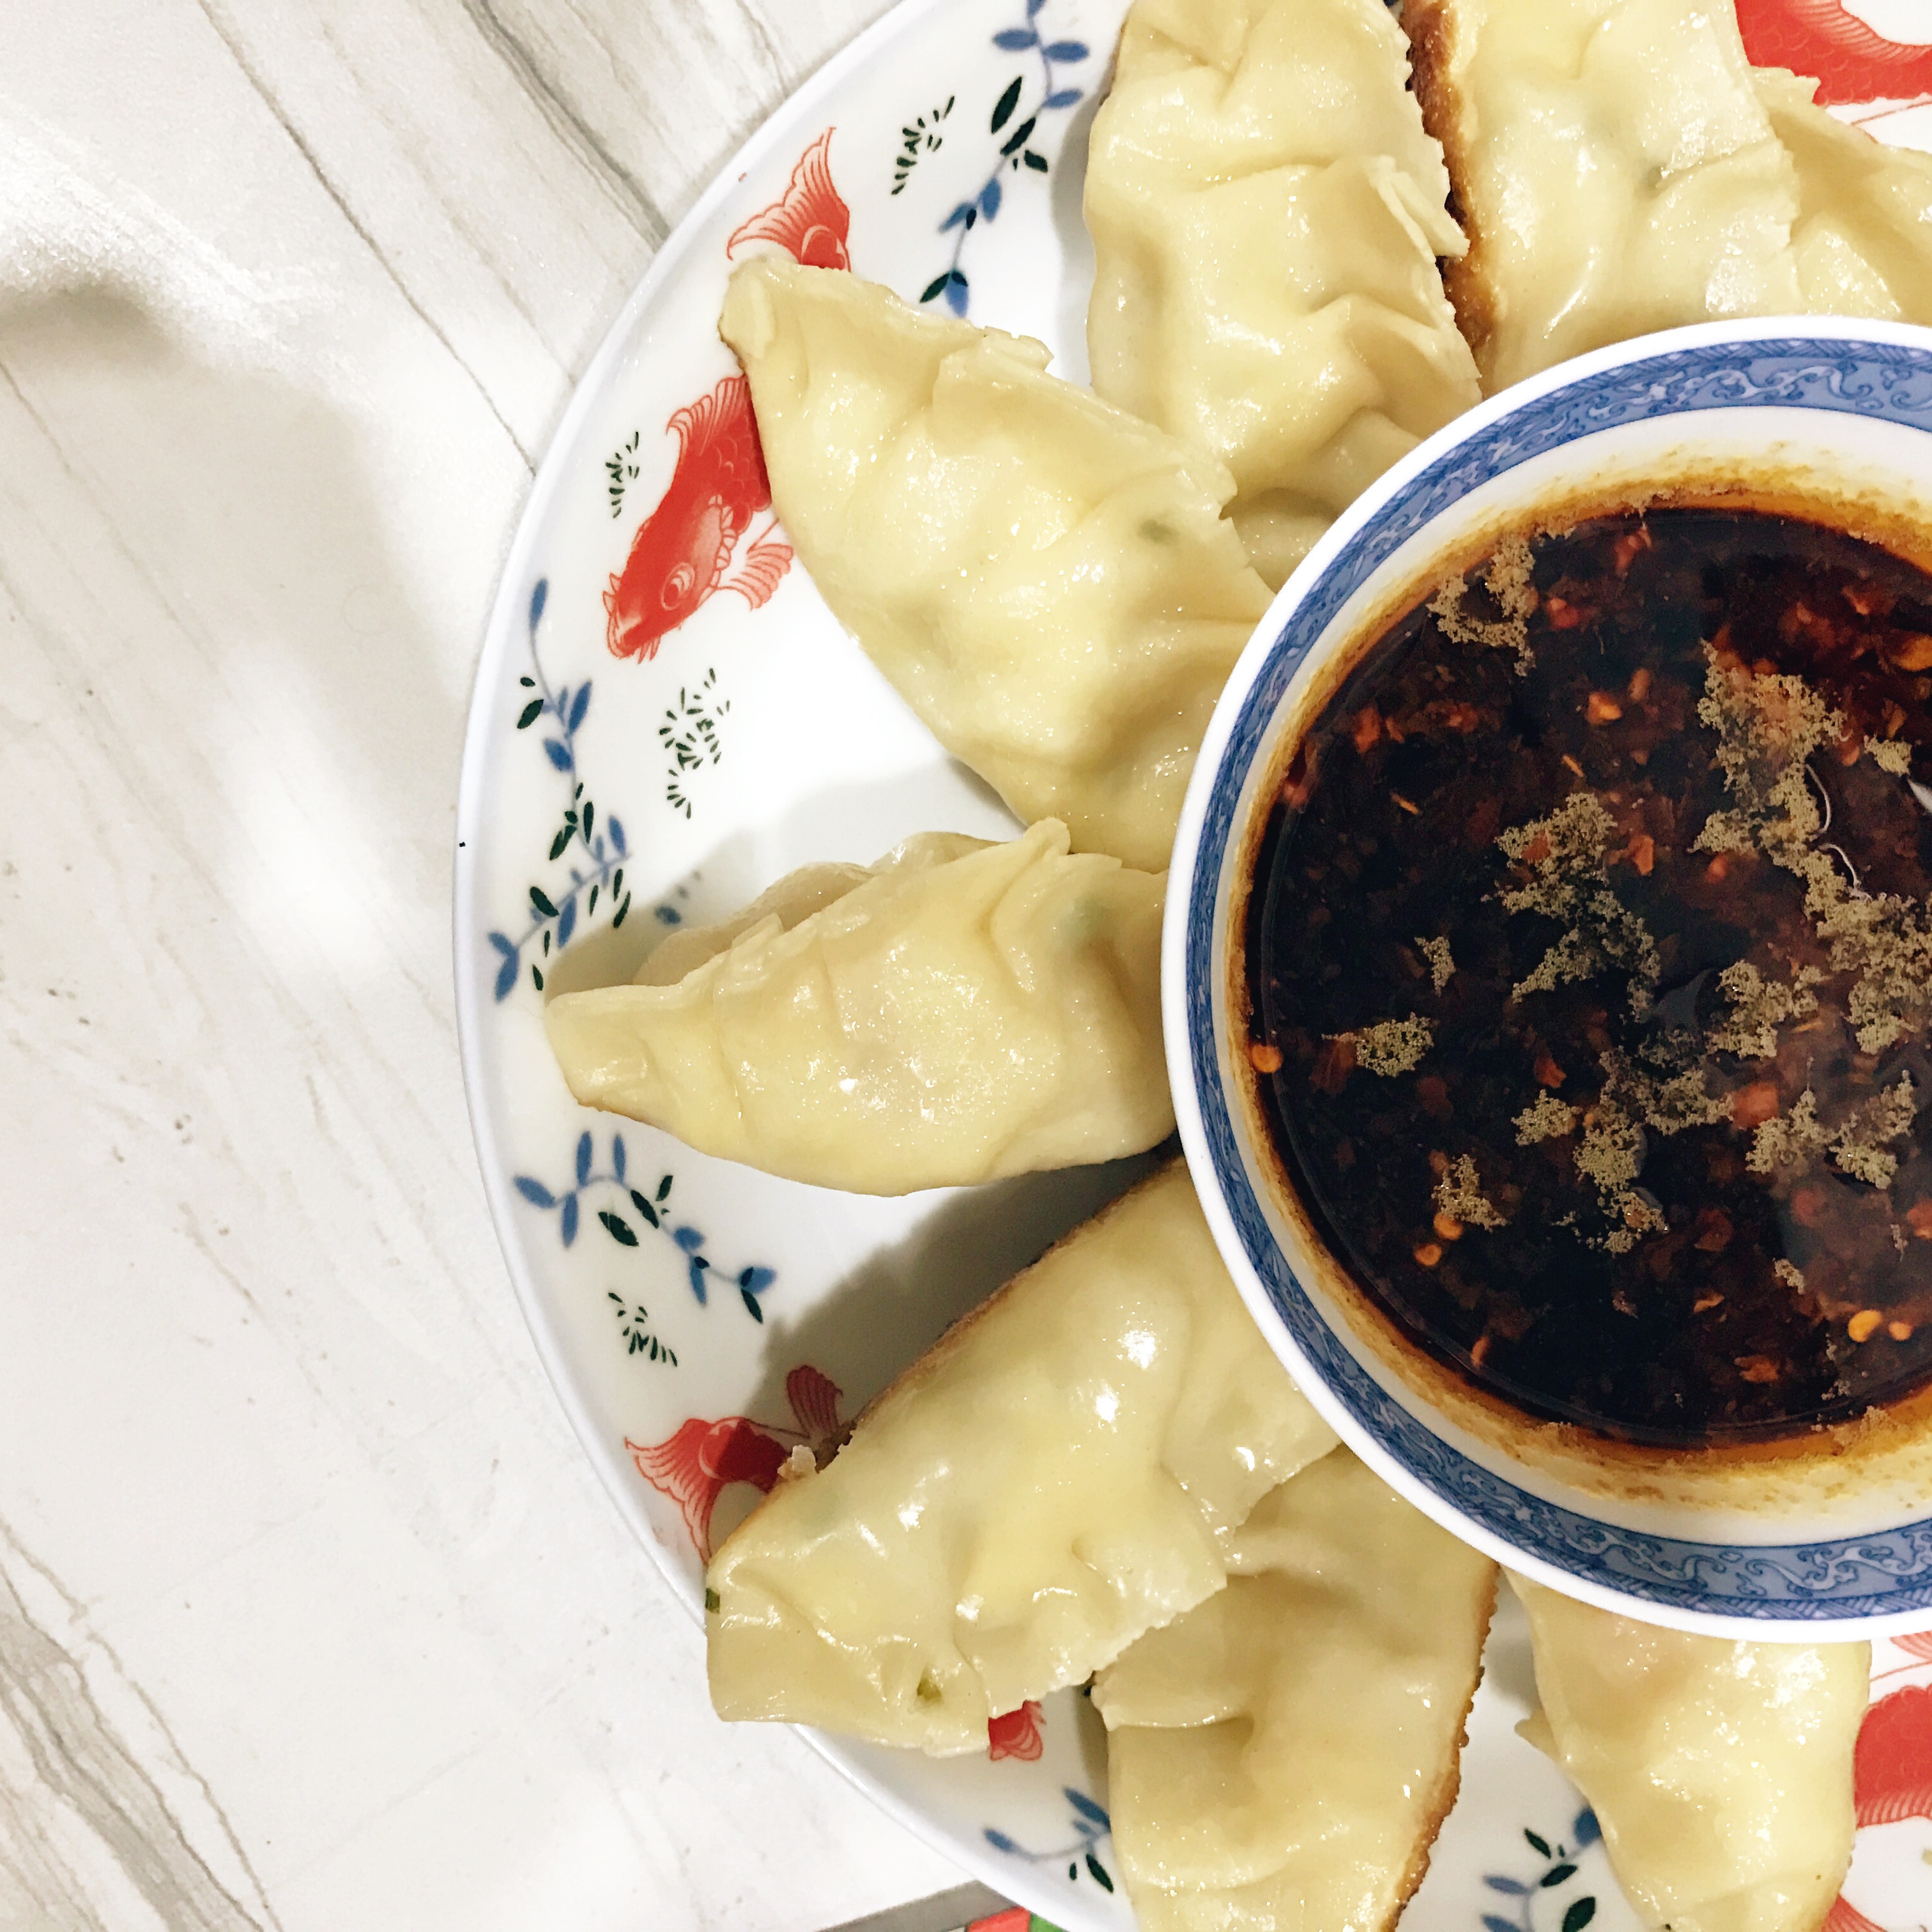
[705,1162,1339,1753]
[1512,1574,1868,1932]
[1084,0,1480,587]
[1409,0,1932,394]
[718,257,1273,872]
[632,854,896,986]
[1409,0,1800,391]
[544,820,1170,1194]
[1752,64,1932,321]
[1094,1450,1498,1932]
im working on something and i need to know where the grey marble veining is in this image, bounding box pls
[0,1519,275,1932]
[0,2,962,1925]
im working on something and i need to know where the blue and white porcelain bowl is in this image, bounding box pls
[1167,316,1932,1642]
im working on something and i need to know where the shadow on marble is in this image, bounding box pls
[0,280,460,943]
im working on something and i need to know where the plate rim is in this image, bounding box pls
[450,15,1932,1923]
[453,0,965,1620]
[448,1,1136,1922]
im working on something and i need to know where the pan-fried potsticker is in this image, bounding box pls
[1094,1450,1498,1932]
[1512,1575,1867,1932]
[1409,0,1932,392]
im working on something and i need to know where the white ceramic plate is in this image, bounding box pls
[453,2,1932,1923]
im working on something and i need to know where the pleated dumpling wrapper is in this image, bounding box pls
[717,257,1272,873]
[1512,1574,1868,1932]
[545,822,1171,1195]
[1084,0,1480,588]
[705,1162,1339,1754]
[1408,0,1932,394]
[1093,1450,1498,1932]
[1751,64,1932,323]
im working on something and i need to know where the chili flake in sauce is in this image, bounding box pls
[1245,507,1932,1445]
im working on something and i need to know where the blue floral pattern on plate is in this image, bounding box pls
[919,1,1091,316]
[513,1129,778,1328]
[986,1784,1116,1896]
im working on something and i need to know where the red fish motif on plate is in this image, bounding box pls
[602,375,792,662]
[727,128,852,270]
[602,129,855,663]
[1736,0,1932,105]
[1850,1681,1932,1825]
[1825,1896,1886,1932]
[988,1699,1045,1763]
[628,1363,845,1561]
[1824,1656,1932,1932]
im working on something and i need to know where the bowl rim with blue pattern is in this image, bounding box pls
[1165,314,1932,1641]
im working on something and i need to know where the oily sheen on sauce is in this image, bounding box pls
[1245,505,1932,1446]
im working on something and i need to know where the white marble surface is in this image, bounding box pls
[0,3,979,1925]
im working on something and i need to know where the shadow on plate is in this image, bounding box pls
[698,1143,1174,1555]
[540,762,1020,1000]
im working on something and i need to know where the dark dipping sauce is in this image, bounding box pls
[1246,506,1932,1447]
